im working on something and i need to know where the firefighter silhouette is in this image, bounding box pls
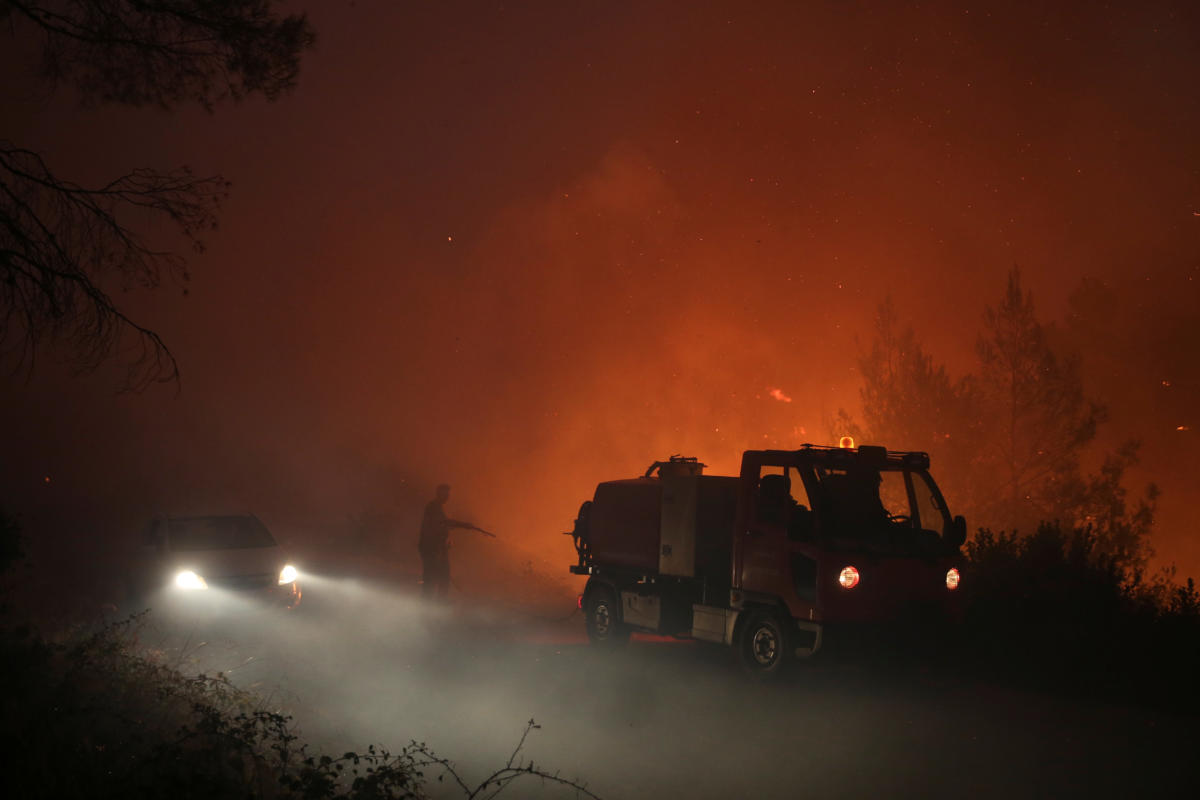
[417,483,494,600]
[757,473,814,540]
[821,467,893,540]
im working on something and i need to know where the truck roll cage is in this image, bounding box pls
[793,443,930,471]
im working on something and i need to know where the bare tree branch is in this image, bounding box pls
[1,1,314,386]
[0,142,229,387]
[3,0,316,109]
[409,719,602,800]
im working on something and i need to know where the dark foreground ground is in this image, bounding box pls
[134,573,1199,800]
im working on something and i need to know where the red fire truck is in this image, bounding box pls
[567,442,967,675]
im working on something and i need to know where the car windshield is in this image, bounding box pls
[168,516,276,551]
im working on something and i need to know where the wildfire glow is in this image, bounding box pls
[768,388,792,403]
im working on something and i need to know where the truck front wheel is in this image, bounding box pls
[738,609,792,677]
[585,586,629,647]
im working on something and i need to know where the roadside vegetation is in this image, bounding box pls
[959,521,1200,711]
[0,510,597,800]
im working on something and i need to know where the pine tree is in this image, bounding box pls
[837,297,977,512]
[843,269,1155,573]
[974,268,1105,534]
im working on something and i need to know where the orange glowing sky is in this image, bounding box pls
[2,1,1199,577]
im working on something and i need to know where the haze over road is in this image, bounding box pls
[144,576,1199,800]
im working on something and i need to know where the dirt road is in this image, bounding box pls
[143,575,1199,799]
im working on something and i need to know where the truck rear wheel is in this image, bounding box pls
[585,585,629,647]
[738,608,792,677]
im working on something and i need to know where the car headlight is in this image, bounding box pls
[278,564,298,585]
[174,570,208,590]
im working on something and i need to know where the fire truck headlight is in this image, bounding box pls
[838,565,861,589]
[946,567,961,590]
[278,564,298,585]
[174,570,208,590]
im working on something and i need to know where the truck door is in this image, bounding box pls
[739,465,818,620]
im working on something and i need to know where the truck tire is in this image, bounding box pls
[585,585,629,647]
[738,608,792,678]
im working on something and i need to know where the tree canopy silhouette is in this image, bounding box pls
[836,297,979,510]
[974,269,1106,532]
[840,268,1156,571]
[0,0,315,387]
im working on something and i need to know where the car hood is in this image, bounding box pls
[166,545,287,579]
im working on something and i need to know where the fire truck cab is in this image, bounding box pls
[568,443,967,675]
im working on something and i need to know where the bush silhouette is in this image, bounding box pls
[961,521,1200,709]
[0,615,597,799]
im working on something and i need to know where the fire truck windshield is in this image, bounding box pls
[814,466,946,554]
[911,471,951,536]
[877,470,909,518]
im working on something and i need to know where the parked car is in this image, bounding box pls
[128,514,301,611]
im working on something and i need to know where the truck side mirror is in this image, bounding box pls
[947,515,967,549]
